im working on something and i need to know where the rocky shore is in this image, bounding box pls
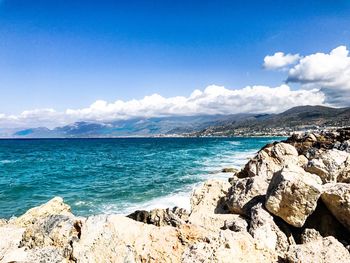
[1,128,350,262]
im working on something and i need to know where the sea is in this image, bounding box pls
[0,137,285,219]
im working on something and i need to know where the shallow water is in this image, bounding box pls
[0,137,284,218]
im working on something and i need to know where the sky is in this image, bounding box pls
[0,0,350,128]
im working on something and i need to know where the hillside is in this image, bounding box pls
[191,106,350,136]
[5,105,350,138]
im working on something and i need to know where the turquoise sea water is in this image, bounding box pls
[0,137,284,218]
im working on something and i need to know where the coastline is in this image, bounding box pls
[1,129,350,262]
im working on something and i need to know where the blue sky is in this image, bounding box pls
[0,0,350,127]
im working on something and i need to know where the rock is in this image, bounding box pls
[188,179,248,231]
[265,164,323,227]
[303,200,350,244]
[322,183,350,231]
[237,142,305,181]
[222,216,248,232]
[0,219,7,227]
[286,236,350,263]
[338,155,350,183]
[20,214,83,260]
[300,228,322,244]
[340,140,350,152]
[128,207,189,227]
[9,197,72,227]
[305,149,349,183]
[72,215,205,263]
[248,203,293,257]
[221,167,239,173]
[0,226,26,262]
[182,230,278,263]
[226,176,268,216]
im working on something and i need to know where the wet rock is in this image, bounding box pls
[322,183,350,232]
[221,167,239,173]
[226,176,268,216]
[265,164,322,227]
[128,207,189,227]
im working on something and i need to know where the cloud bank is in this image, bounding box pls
[287,46,350,106]
[263,52,301,70]
[0,85,324,128]
[1,45,350,129]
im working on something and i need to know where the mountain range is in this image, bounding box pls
[1,105,349,138]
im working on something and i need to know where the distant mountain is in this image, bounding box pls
[8,115,253,138]
[5,105,350,138]
[192,105,350,136]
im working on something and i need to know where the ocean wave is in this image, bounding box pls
[0,159,17,164]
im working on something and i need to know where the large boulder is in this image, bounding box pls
[72,214,207,263]
[182,230,278,263]
[9,197,72,227]
[322,183,350,231]
[237,142,307,181]
[286,236,350,263]
[265,164,323,227]
[305,149,349,183]
[188,179,247,231]
[303,200,350,244]
[338,155,350,183]
[248,203,293,257]
[0,226,27,262]
[20,214,83,260]
[226,176,268,216]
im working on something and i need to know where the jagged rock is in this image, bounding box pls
[305,149,349,183]
[303,200,350,244]
[265,164,322,227]
[0,226,26,262]
[226,176,268,216]
[72,215,206,263]
[9,197,72,227]
[286,236,350,263]
[182,230,278,263]
[221,167,239,173]
[237,142,306,180]
[128,207,189,227]
[248,203,293,257]
[222,216,248,232]
[0,219,7,227]
[338,155,350,183]
[19,214,83,260]
[300,228,322,244]
[189,179,248,231]
[322,183,350,232]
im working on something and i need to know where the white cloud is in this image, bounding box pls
[0,84,325,128]
[287,45,350,106]
[263,52,301,70]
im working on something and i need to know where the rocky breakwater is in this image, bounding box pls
[1,128,350,262]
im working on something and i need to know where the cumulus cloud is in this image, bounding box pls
[263,52,301,70]
[287,45,350,106]
[0,85,325,128]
